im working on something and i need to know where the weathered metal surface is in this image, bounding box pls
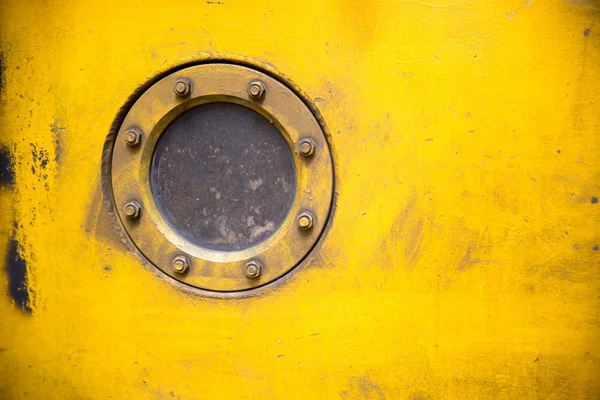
[151,102,296,251]
[0,0,599,398]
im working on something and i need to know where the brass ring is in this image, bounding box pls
[108,63,334,292]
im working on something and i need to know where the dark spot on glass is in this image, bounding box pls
[151,102,296,251]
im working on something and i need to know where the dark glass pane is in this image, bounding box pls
[150,102,296,251]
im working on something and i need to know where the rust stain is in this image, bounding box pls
[375,192,425,269]
[563,0,600,8]
[50,119,66,163]
[0,51,5,96]
[405,218,424,267]
[340,376,386,400]
[390,192,418,240]
[458,243,498,271]
[84,180,126,249]
[458,245,474,271]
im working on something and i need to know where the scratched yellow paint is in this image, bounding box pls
[1,0,599,398]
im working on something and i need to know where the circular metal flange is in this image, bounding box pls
[108,63,334,293]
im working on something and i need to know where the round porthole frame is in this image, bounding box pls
[102,60,335,295]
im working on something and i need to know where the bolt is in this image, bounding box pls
[297,212,314,230]
[173,255,190,274]
[248,80,266,99]
[174,78,192,97]
[245,260,262,278]
[124,201,141,219]
[124,128,142,146]
[299,139,316,157]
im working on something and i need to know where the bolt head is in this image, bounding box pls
[173,255,190,274]
[124,129,142,146]
[248,81,266,99]
[297,212,314,230]
[299,139,316,157]
[245,260,262,278]
[174,78,192,97]
[124,201,141,219]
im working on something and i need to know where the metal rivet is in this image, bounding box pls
[299,139,316,157]
[245,260,262,278]
[173,255,190,274]
[124,201,141,219]
[297,212,314,230]
[124,128,142,146]
[248,80,266,99]
[174,78,192,97]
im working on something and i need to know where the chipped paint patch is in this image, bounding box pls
[0,51,5,95]
[29,143,50,191]
[0,145,14,186]
[5,230,31,313]
[50,120,66,163]
[340,376,386,400]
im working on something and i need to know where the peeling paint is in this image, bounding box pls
[50,120,66,163]
[29,143,50,190]
[5,230,31,313]
[0,145,14,186]
[0,51,5,95]
[340,376,386,400]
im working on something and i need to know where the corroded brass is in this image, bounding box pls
[124,128,142,146]
[297,212,314,230]
[173,255,190,274]
[245,260,262,278]
[124,201,141,219]
[174,78,192,97]
[299,139,316,157]
[247,80,265,99]
[108,63,334,293]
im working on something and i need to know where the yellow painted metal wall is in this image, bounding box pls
[1,0,599,398]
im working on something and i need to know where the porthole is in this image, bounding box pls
[104,62,334,293]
